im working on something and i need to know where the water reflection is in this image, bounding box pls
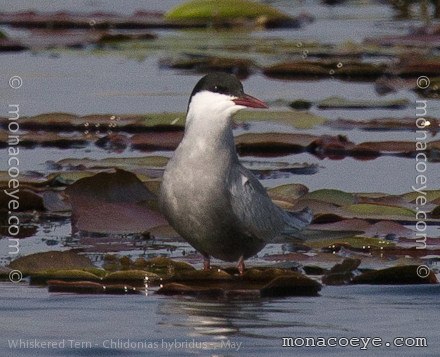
[156,296,337,340]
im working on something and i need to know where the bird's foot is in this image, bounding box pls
[203,256,211,271]
[237,256,245,275]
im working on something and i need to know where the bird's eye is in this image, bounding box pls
[213,85,226,94]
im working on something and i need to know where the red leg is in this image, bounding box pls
[203,256,211,271]
[237,256,245,275]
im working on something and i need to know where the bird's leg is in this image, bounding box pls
[237,256,245,275]
[203,255,211,271]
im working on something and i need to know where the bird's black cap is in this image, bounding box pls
[188,72,267,110]
[189,73,244,103]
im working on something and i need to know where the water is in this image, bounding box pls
[1,283,439,356]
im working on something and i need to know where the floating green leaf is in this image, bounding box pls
[304,189,356,206]
[317,96,409,109]
[401,190,440,203]
[165,0,291,21]
[235,110,327,129]
[345,203,415,217]
[268,183,309,204]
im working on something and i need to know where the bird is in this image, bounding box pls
[159,72,312,274]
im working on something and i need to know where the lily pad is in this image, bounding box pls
[268,183,309,204]
[8,251,94,274]
[130,131,183,151]
[235,110,327,130]
[401,190,440,203]
[65,169,167,234]
[317,96,409,109]
[103,270,160,285]
[322,258,361,285]
[0,189,44,212]
[344,203,415,218]
[165,0,291,22]
[260,274,321,297]
[264,61,386,80]
[30,269,101,285]
[304,189,356,206]
[56,156,169,170]
[352,265,438,285]
[158,267,321,298]
[235,132,318,155]
[47,280,141,294]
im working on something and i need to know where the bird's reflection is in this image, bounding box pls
[155,296,309,340]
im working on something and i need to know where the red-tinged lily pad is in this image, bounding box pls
[354,141,416,154]
[20,132,91,149]
[130,131,183,151]
[0,188,44,211]
[0,112,150,133]
[65,169,167,234]
[397,58,440,78]
[309,218,371,233]
[364,220,414,239]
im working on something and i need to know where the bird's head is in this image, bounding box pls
[187,73,268,120]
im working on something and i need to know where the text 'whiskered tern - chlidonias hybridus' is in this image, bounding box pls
[160,73,312,274]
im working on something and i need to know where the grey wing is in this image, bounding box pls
[228,165,310,242]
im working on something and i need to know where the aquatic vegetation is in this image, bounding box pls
[65,170,166,234]
[165,0,293,24]
[8,251,95,274]
[352,265,438,285]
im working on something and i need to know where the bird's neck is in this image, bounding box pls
[181,107,237,162]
